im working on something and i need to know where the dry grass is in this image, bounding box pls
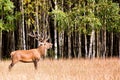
[0,58,120,80]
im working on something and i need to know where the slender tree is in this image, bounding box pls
[21,0,26,50]
[54,0,58,59]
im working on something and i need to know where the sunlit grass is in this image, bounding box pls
[0,58,120,80]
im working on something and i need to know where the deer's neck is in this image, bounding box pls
[37,46,47,56]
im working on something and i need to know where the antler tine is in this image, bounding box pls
[28,33,36,38]
[28,31,46,42]
[44,35,50,42]
[28,32,39,41]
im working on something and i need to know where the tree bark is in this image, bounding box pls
[88,29,95,58]
[103,27,106,58]
[54,0,58,59]
[78,32,81,58]
[61,0,64,58]
[35,0,40,47]
[68,35,71,59]
[85,34,88,58]
[118,33,120,58]
[97,31,100,58]
[92,30,95,58]
[119,37,120,58]
[59,32,64,58]
[0,31,2,60]
[21,0,26,50]
[110,32,113,57]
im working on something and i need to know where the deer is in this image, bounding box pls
[9,32,52,71]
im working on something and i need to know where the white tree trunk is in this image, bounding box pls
[54,0,58,59]
[60,0,64,58]
[92,31,95,58]
[103,27,106,58]
[21,0,26,50]
[78,33,81,58]
[85,34,88,58]
[89,0,96,59]
[97,31,100,58]
[83,2,88,58]
[88,29,95,58]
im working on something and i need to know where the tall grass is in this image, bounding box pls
[0,58,120,80]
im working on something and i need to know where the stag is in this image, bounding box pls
[9,32,52,71]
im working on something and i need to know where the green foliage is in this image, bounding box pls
[71,1,101,34]
[0,0,15,31]
[0,20,3,30]
[23,0,48,30]
[50,9,69,33]
[0,0,14,12]
[50,0,120,34]
[96,1,120,32]
[107,3,120,32]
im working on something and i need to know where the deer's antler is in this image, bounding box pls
[28,31,45,42]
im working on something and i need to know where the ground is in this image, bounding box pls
[0,58,120,80]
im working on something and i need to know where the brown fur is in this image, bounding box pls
[9,41,52,71]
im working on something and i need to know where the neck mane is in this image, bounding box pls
[37,45,47,56]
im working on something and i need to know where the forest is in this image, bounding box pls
[0,0,120,60]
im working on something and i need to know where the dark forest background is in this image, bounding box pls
[0,0,120,60]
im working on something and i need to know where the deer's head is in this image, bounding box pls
[28,31,52,48]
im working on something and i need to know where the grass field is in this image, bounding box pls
[0,58,120,80]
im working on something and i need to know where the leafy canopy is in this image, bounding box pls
[0,0,15,31]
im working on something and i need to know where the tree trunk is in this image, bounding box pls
[118,33,120,58]
[97,31,100,58]
[16,0,23,50]
[119,37,120,58]
[110,32,113,57]
[54,0,58,59]
[0,31,2,60]
[92,0,95,58]
[61,0,64,58]
[85,34,88,58]
[21,0,26,50]
[68,35,71,59]
[59,32,64,58]
[43,0,47,38]
[0,2,3,60]
[103,27,106,58]
[73,32,76,58]
[78,32,81,58]
[88,29,95,58]
[35,0,40,47]
[73,23,77,58]
[83,2,88,58]
[92,30,95,58]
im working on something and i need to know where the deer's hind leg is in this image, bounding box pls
[9,59,18,71]
[9,62,14,71]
